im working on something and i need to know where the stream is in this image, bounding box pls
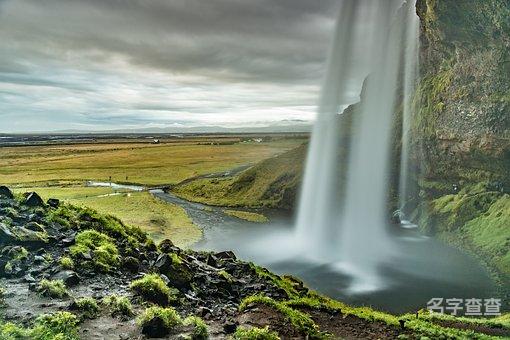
[88,181,497,314]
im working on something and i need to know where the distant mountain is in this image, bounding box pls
[50,123,312,135]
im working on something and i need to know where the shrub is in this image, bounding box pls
[70,230,119,272]
[138,306,183,337]
[31,311,79,340]
[233,326,280,340]
[184,316,208,340]
[59,256,74,270]
[0,321,29,340]
[74,297,99,319]
[130,273,173,305]
[37,279,68,299]
[9,247,28,261]
[102,295,134,318]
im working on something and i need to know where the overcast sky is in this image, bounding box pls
[0,0,342,133]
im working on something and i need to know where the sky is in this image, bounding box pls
[0,0,341,133]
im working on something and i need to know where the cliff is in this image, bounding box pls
[414,0,510,193]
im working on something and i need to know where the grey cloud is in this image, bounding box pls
[0,0,337,84]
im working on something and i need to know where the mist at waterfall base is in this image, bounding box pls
[194,0,495,313]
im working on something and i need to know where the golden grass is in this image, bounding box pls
[0,139,301,187]
[13,186,200,247]
[224,210,269,223]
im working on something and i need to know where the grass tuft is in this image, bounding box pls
[183,316,208,340]
[130,273,173,305]
[37,279,68,299]
[102,294,134,318]
[233,326,280,340]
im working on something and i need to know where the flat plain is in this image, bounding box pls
[3,135,304,246]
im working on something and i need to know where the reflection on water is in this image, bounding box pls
[194,218,496,314]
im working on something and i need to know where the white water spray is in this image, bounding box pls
[296,0,420,290]
[399,1,420,223]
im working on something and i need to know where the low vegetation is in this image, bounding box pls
[1,138,301,186]
[239,295,322,338]
[74,297,100,319]
[138,306,183,337]
[37,279,68,299]
[183,316,209,340]
[418,183,510,288]
[19,187,201,247]
[233,326,280,340]
[130,273,174,305]
[224,209,269,223]
[172,144,305,209]
[0,312,79,340]
[59,256,74,270]
[102,294,134,318]
[70,229,120,272]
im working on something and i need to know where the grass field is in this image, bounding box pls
[13,186,200,247]
[0,139,302,187]
[3,137,302,246]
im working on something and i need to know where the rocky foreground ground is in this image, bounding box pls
[0,186,509,339]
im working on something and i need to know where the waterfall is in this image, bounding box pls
[295,0,419,289]
[399,1,420,225]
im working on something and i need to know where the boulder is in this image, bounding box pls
[0,222,17,243]
[25,222,46,233]
[158,239,176,253]
[153,253,192,289]
[52,270,80,287]
[23,192,44,207]
[0,186,13,199]
[122,256,140,273]
[141,316,171,338]
[215,250,236,261]
[47,198,60,208]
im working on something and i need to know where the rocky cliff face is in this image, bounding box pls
[414,0,510,193]
[413,0,510,292]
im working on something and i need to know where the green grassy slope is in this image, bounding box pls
[172,144,306,209]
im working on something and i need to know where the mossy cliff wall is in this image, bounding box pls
[414,0,510,193]
[414,0,510,290]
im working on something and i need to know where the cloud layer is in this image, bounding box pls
[0,0,339,132]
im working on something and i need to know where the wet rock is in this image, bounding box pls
[23,192,45,207]
[153,253,192,289]
[52,270,80,287]
[206,254,218,268]
[215,251,236,261]
[47,198,60,208]
[0,186,13,199]
[154,253,172,272]
[25,221,45,233]
[24,273,36,283]
[33,255,45,264]
[0,222,17,243]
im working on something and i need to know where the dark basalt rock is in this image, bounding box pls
[215,250,236,261]
[52,270,80,287]
[23,192,45,207]
[25,222,45,233]
[47,198,60,208]
[158,239,177,253]
[0,222,17,243]
[0,186,13,199]
[141,316,171,338]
